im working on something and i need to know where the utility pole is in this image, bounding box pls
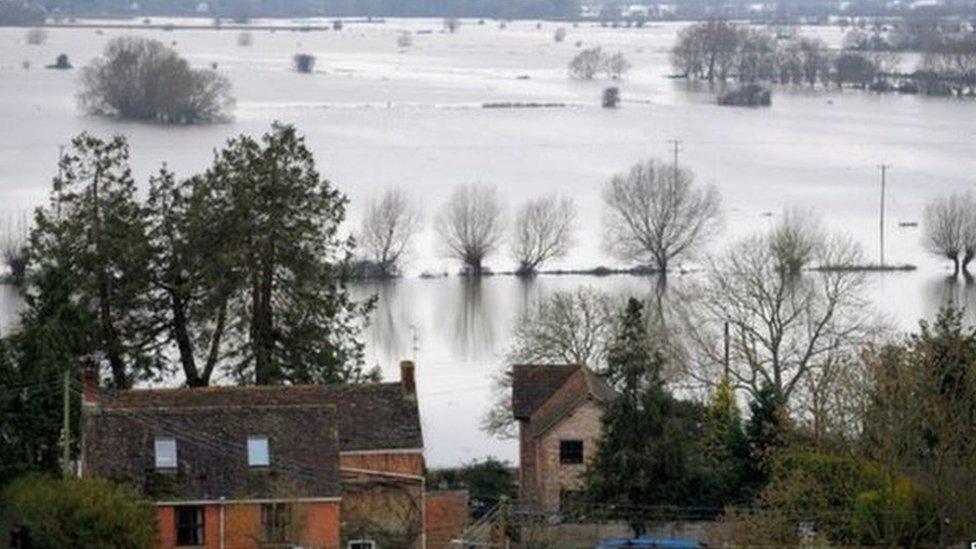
[878,164,890,267]
[60,371,71,477]
[667,138,682,176]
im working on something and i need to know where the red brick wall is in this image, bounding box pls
[155,501,340,548]
[425,490,469,549]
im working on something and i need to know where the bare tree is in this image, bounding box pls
[604,51,631,79]
[482,287,619,438]
[923,191,976,275]
[602,158,723,275]
[679,230,882,415]
[768,207,825,275]
[358,188,423,277]
[569,47,606,79]
[435,183,505,275]
[511,195,575,275]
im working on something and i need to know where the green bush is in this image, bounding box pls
[763,451,937,546]
[2,475,157,548]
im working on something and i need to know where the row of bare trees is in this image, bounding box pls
[359,155,728,277]
[356,185,576,276]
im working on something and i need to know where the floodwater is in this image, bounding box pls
[1,17,975,465]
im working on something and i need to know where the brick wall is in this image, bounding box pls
[518,420,539,504]
[425,490,469,549]
[155,500,340,548]
[535,400,603,511]
[340,451,425,477]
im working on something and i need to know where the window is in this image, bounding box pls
[261,503,292,544]
[559,439,584,464]
[247,435,270,467]
[155,436,177,469]
[175,506,204,546]
[348,541,376,549]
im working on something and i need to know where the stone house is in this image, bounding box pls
[512,364,616,512]
[81,361,466,549]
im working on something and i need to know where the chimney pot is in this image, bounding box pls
[400,360,416,397]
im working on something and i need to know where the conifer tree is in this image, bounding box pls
[27,134,156,388]
[585,298,697,535]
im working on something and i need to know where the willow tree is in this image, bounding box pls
[603,159,722,276]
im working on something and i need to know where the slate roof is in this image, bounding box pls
[93,382,423,452]
[83,381,424,501]
[528,366,617,437]
[511,364,579,420]
[84,402,341,501]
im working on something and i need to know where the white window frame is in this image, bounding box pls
[248,435,270,467]
[348,540,376,549]
[154,436,177,469]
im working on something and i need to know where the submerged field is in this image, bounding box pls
[1,17,974,464]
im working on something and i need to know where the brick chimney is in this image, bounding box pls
[400,360,416,398]
[80,357,100,407]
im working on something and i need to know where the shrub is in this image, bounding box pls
[332,18,342,30]
[718,84,772,106]
[554,27,566,42]
[602,86,619,108]
[79,36,234,123]
[237,30,252,47]
[46,53,71,69]
[397,32,413,48]
[24,26,46,45]
[293,53,315,73]
[1,475,157,547]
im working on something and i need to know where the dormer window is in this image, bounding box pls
[154,436,177,469]
[248,435,270,467]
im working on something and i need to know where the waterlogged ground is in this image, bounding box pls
[1,18,975,464]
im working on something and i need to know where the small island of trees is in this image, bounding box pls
[78,36,234,124]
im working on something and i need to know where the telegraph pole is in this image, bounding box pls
[667,138,682,174]
[878,164,890,267]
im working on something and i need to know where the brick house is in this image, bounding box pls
[81,361,466,549]
[512,364,616,512]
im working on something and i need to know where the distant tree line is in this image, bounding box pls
[0,0,44,25]
[27,0,579,19]
[673,19,976,96]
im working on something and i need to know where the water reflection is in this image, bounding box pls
[922,274,976,325]
[445,277,498,360]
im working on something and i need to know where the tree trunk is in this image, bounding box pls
[170,282,201,386]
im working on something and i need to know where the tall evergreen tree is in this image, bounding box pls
[743,383,788,494]
[147,167,238,387]
[584,298,698,535]
[202,123,375,384]
[26,134,156,388]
